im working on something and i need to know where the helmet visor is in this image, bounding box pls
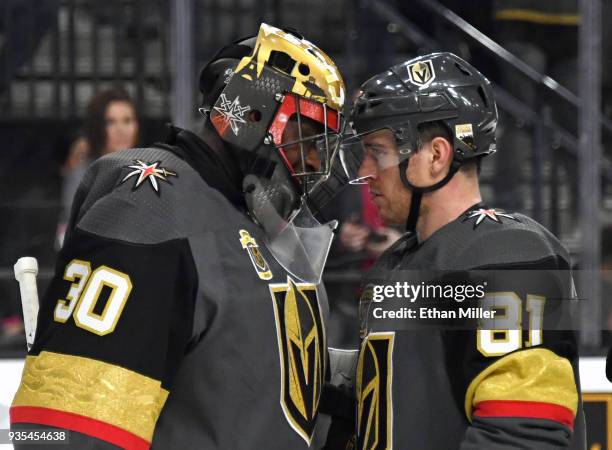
[339,127,416,184]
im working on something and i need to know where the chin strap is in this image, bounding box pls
[405,190,422,233]
[399,156,463,233]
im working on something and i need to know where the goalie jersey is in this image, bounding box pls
[10,128,329,449]
[356,205,586,450]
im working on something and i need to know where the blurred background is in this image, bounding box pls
[0,0,611,359]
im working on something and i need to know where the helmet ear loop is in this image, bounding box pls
[398,150,463,233]
[399,146,463,194]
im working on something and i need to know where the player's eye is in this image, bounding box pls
[370,146,389,159]
[363,147,378,161]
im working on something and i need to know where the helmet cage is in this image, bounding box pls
[269,92,344,194]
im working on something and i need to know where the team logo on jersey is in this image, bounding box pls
[463,208,518,229]
[120,160,177,194]
[269,277,326,445]
[407,60,436,88]
[211,93,251,136]
[239,229,272,280]
[356,332,394,450]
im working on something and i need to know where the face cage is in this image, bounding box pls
[268,93,344,195]
[339,126,416,185]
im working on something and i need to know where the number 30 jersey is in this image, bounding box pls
[10,128,329,450]
[356,204,586,450]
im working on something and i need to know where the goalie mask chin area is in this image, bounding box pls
[244,173,337,285]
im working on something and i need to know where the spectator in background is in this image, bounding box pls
[56,87,139,247]
[1,87,140,351]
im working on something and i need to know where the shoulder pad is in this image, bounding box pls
[454,210,569,268]
[72,147,233,244]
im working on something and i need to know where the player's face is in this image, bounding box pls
[358,129,411,225]
[104,101,139,155]
[280,117,322,174]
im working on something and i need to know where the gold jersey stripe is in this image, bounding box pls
[12,351,169,442]
[495,9,580,25]
[464,348,578,421]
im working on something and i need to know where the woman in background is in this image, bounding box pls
[56,87,140,247]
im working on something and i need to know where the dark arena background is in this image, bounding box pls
[0,0,611,448]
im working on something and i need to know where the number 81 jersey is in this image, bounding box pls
[356,205,585,450]
[10,135,329,450]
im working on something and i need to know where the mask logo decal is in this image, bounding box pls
[223,68,234,84]
[211,93,251,136]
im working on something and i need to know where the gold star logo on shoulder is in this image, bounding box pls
[463,208,518,228]
[120,160,177,194]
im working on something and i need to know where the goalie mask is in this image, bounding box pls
[200,23,346,283]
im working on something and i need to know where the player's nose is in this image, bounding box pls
[358,156,377,181]
[305,146,321,172]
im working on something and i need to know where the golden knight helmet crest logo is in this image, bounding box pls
[407,60,436,88]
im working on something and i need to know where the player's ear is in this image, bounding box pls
[430,136,453,179]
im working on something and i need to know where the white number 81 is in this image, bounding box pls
[477,292,546,357]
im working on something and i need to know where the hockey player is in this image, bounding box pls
[10,24,346,449]
[340,53,585,449]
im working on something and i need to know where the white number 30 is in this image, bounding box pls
[54,259,133,336]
